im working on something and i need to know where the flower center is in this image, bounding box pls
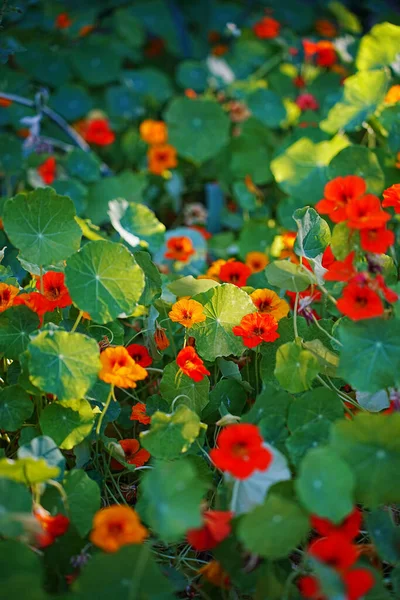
[108,521,124,535]
[258,300,271,312]
[230,273,240,283]
[355,295,368,308]
[253,327,265,335]
[232,442,249,458]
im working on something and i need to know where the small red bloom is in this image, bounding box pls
[232,312,279,348]
[382,183,400,213]
[0,98,12,108]
[176,346,210,382]
[293,75,306,88]
[126,344,152,368]
[210,423,273,479]
[323,252,356,282]
[346,195,390,230]
[35,508,69,547]
[337,282,384,320]
[36,271,72,309]
[187,510,233,551]
[110,439,150,471]
[130,402,151,425]
[37,157,56,185]
[14,292,52,322]
[298,575,324,600]
[311,508,362,541]
[303,39,318,57]
[315,41,336,67]
[309,534,358,571]
[315,176,366,223]
[343,569,375,600]
[321,246,335,269]
[144,37,165,58]
[360,226,395,254]
[296,93,319,111]
[55,12,72,29]
[253,17,280,39]
[83,118,115,146]
[375,275,398,303]
[219,261,251,287]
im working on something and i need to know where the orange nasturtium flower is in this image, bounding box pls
[0,98,12,108]
[198,560,231,589]
[245,251,269,273]
[99,346,148,388]
[37,157,56,185]
[176,346,210,382]
[154,325,170,350]
[384,85,400,105]
[165,236,195,262]
[233,312,280,348]
[90,505,148,552]
[382,183,400,214]
[130,402,151,425]
[169,298,206,328]
[139,119,168,145]
[253,16,280,39]
[250,289,289,321]
[0,283,19,313]
[36,271,72,309]
[336,282,384,321]
[148,144,177,175]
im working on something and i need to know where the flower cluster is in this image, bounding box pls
[139,119,177,175]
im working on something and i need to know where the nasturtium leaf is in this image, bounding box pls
[18,435,66,481]
[0,134,22,173]
[330,413,400,507]
[271,135,349,205]
[327,146,385,196]
[331,221,352,260]
[65,149,101,184]
[379,105,400,154]
[246,89,286,128]
[0,385,33,432]
[287,387,343,432]
[140,405,207,460]
[274,342,320,393]
[302,339,339,377]
[123,67,173,103]
[52,179,87,217]
[167,276,219,298]
[159,362,210,415]
[338,319,400,393]
[165,97,230,164]
[105,85,143,120]
[73,545,174,600]
[28,330,101,401]
[0,306,40,360]
[367,509,400,565]
[238,493,309,558]
[203,378,247,423]
[65,240,145,324]
[328,1,361,34]
[0,479,31,537]
[133,251,162,306]
[176,60,208,92]
[243,385,292,425]
[108,199,165,253]
[293,207,331,259]
[70,41,122,86]
[296,447,355,523]
[50,84,93,121]
[286,420,331,466]
[190,283,256,362]
[40,399,94,450]
[3,188,81,266]
[136,458,208,543]
[16,44,70,87]
[63,469,101,537]
[0,457,59,484]
[356,22,400,71]
[265,260,314,292]
[0,540,45,600]
[321,69,389,134]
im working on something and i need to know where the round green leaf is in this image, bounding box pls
[63,469,101,536]
[159,362,210,415]
[356,22,400,71]
[0,306,40,360]
[65,149,101,184]
[286,421,331,466]
[70,42,122,86]
[190,283,256,362]
[0,134,23,174]
[3,188,82,266]
[123,68,173,103]
[328,146,385,196]
[296,447,355,523]
[0,457,60,484]
[165,97,230,164]
[18,435,66,481]
[274,341,320,393]
[293,207,331,259]
[246,89,286,129]
[287,387,343,432]
[0,479,32,537]
[265,260,314,292]
[108,200,165,253]
[65,240,145,324]
[176,60,208,92]
[40,399,94,450]
[50,84,93,121]
[28,330,101,401]
[0,385,33,431]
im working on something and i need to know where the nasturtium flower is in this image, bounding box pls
[164,235,195,262]
[0,98,12,108]
[55,12,72,28]
[36,271,72,309]
[126,344,152,368]
[375,275,398,304]
[90,505,148,552]
[79,24,95,37]
[14,291,52,320]
[299,569,374,600]
[169,298,206,328]
[198,560,230,589]
[148,144,177,175]
[110,439,150,471]
[321,245,335,269]
[219,261,251,287]
[245,251,269,273]
[154,326,170,351]
[176,346,210,382]
[232,312,279,348]
[187,510,233,551]
[315,175,366,223]
[253,16,280,39]
[384,85,400,105]
[99,346,148,388]
[139,119,168,145]
[82,118,115,146]
[34,506,69,548]
[336,282,384,321]
[360,226,395,254]
[37,157,56,185]
[250,289,289,321]
[323,252,356,282]
[204,258,233,281]
[309,534,358,571]
[0,283,19,313]
[296,93,319,111]
[130,402,151,425]
[210,423,273,479]
[311,507,362,541]
[382,183,400,213]
[315,19,337,38]
[346,195,390,230]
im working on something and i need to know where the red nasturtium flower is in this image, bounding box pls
[315,176,366,223]
[0,283,19,313]
[176,346,210,382]
[346,195,390,230]
[90,505,148,552]
[253,16,280,39]
[299,570,374,600]
[311,507,362,541]
[323,251,356,282]
[187,510,233,551]
[35,507,69,547]
[232,312,280,348]
[315,19,337,38]
[219,261,251,287]
[360,226,395,254]
[296,93,319,111]
[37,157,56,185]
[210,423,273,479]
[375,274,398,303]
[110,439,150,470]
[130,402,151,425]
[336,282,384,321]
[315,41,336,67]
[309,534,358,571]
[382,183,400,213]
[165,236,195,262]
[144,37,165,58]
[148,144,177,175]
[82,118,115,146]
[321,245,335,269]
[154,325,170,350]
[14,291,51,321]
[0,98,12,108]
[126,344,152,368]
[55,12,72,28]
[36,271,72,309]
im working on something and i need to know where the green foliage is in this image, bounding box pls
[293,207,331,259]
[159,362,210,414]
[356,22,400,70]
[274,342,320,392]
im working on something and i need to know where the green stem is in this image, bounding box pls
[293,293,299,340]
[70,310,84,333]
[39,266,44,295]
[310,313,343,347]
[255,346,260,395]
[96,385,114,437]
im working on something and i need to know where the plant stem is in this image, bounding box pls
[39,266,44,294]
[293,293,299,339]
[96,385,114,437]
[71,310,84,333]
